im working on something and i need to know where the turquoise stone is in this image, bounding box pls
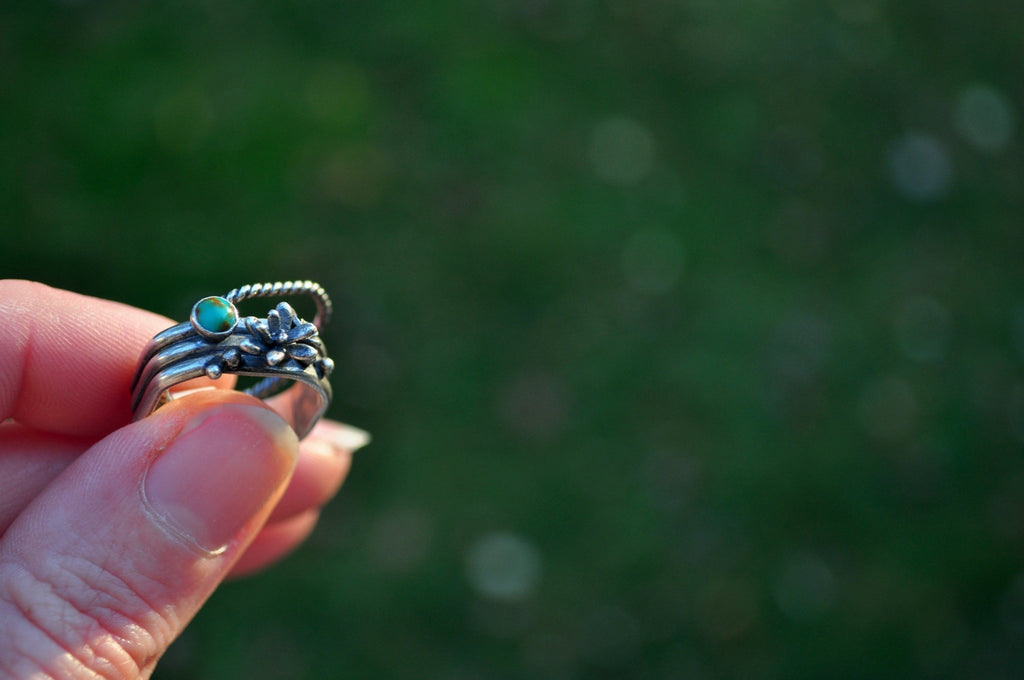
[193,296,238,334]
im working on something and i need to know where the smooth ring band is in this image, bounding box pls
[131,281,334,439]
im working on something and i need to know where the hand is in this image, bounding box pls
[0,280,368,678]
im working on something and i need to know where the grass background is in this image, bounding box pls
[3,1,1024,678]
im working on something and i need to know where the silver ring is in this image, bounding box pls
[131,281,334,439]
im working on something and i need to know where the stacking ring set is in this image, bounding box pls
[131,281,334,438]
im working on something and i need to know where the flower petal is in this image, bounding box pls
[286,322,317,344]
[223,348,240,368]
[246,316,273,345]
[266,349,286,366]
[317,357,335,378]
[276,302,296,329]
[239,337,264,355]
[267,309,281,335]
[286,343,317,363]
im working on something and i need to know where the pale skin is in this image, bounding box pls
[0,280,366,678]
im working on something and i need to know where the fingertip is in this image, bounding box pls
[268,436,351,523]
[0,280,174,436]
[0,389,301,675]
[143,398,299,554]
[308,419,372,454]
[229,510,320,578]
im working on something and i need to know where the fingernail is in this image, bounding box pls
[313,421,372,455]
[143,404,299,554]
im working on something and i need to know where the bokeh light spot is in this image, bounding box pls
[762,127,823,188]
[643,447,701,514]
[465,532,542,602]
[765,311,832,416]
[830,0,882,25]
[588,117,655,185]
[621,228,685,294]
[305,62,371,129]
[1007,384,1024,444]
[859,375,918,442]
[315,147,390,208]
[955,83,1016,153]
[894,296,952,363]
[885,132,953,201]
[496,369,570,440]
[521,630,579,678]
[773,551,837,621]
[767,201,831,267]
[695,578,758,641]
[999,572,1024,638]
[153,88,214,153]
[830,7,894,65]
[1011,306,1024,361]
[367,506,434,573]
[575,606,642,669]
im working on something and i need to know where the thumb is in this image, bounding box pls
[0,391,298,679]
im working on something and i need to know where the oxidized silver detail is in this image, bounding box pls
[131,281,334,439]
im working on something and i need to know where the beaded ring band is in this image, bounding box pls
[130,281,334,439]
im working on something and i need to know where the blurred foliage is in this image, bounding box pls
[3,1,1024,678]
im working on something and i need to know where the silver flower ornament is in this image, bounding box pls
[240,301,322,367]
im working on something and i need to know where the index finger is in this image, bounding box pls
[0,280,177,437]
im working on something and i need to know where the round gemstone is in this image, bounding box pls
[192,296,238,335]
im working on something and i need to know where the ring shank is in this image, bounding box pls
[134,370,330,440]
[131,283,334,440]
[264,379,330,439]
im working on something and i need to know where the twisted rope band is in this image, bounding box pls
[226,280,332,328]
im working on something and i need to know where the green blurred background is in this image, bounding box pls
[3,1,1024,678]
